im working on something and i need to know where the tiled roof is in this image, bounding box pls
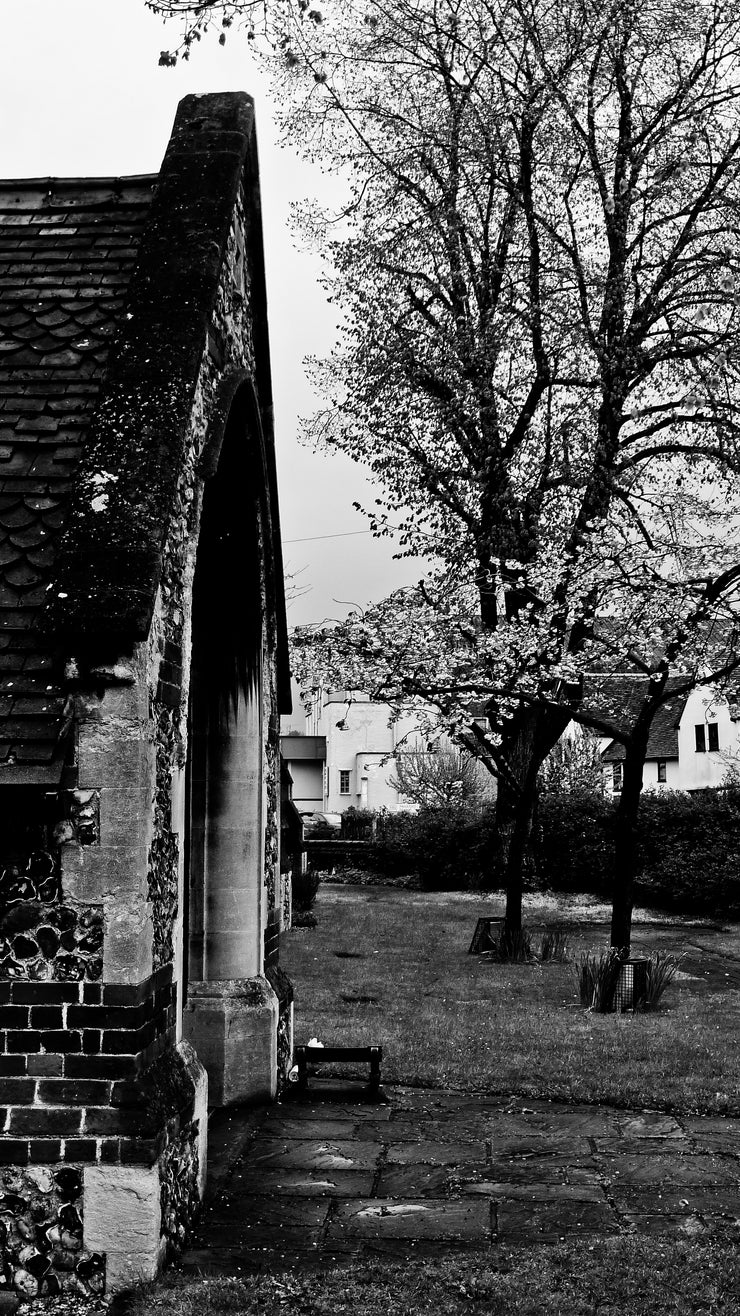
[582,675,689,762]
[0,178,153,779]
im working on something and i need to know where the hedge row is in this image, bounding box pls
[351,789,740,914]
[539,788,740,915]
[364,805,500,892]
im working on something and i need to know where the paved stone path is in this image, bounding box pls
[180,1084,740,1273]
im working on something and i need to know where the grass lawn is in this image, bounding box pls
[117,885,740,1316]
[127,1239,740,1315]
[280,885,740,1116]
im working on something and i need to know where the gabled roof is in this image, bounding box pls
[0,178,154,778]
[0,92,290,783]
[582,675,690,762]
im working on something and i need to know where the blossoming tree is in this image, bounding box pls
[152,0,740,944]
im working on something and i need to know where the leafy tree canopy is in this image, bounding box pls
[151,0,740,937]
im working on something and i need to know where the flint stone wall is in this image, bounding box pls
[0,1165,103,1302]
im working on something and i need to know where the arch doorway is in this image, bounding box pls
[183,386,279,1106]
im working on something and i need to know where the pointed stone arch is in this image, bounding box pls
[183,380,281,1106]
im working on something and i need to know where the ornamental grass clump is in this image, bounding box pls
[292,867,321,926]
[293,867,320,913]
[576,948,683,1012]
[576,948,622,1012]
[642,950,684,1009]
[540,928,570,963]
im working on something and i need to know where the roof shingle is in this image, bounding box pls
[581,675,690,762]
[0,179,153,777]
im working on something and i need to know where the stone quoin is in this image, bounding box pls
[0,92,295,1299]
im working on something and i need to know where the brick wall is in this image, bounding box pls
[0,964,176,1166]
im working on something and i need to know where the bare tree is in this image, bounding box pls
[153,0,740,943]
[392,739,494,808]
[280,0,740,942]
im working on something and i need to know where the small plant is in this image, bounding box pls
[341,807,377,840]
[292,910,318,929]
[292,866,320,913]
[576,948,684,1013]
[575,948,622,1011]
[540,927,570,963]
[642,950,684,1009]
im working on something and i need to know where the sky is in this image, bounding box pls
[0,0,423,624]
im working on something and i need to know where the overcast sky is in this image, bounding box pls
[0,0,423,624]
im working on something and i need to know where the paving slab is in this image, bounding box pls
[195,1197,331,1253]
[620,1213,739,1239]
[496,1197,619,1242]
[488,1134,597,1155]
[379,1118,492,1141]
[376,1163,458,1197]
[616,1113,684,1138]
[391,1090,503,1115]
[248,1138,383,1172]
[177,1085,740,1276]
[199,1105,269,1196]
[181,1246,316,1274]
[327,1198,492,1242]
[468,1182,607,1202]
[222,1167,377,1198]
[685,1132,740,1154]
[683,1115,740,1135]
[493,1107,621,1138]
[385,1140,487,1165]
[314,1237,488,1263]
[485,1150,598,1182]
[200,1196,332,1231]
[258,1116,376,1140]
[594,1151,740,1186]
[592,1136,692,1155]
[277,1098,392,1122]
[611,1185,740,1215]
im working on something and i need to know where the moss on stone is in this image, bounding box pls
[44,94,260,647]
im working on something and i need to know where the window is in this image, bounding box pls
[657,760,667,783]
[612,762,623,791]
[339,770,351,795]
[708,722,720,752]
[695,724,706,753]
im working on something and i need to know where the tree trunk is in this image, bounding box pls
[496,703,571,932]
[501,779,537,931]
[610,736,648,952]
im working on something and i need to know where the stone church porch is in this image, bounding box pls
[0,92,294,1302]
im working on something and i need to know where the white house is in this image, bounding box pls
[281,684,432,814]
[587,676,740,794]
[281,683,496,814]
[284,673,740,809]
[279,733,325,814]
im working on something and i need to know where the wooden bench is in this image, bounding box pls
[294,1044,382,1094]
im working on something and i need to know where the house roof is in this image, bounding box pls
[582,675,690,762]
[0,92,291,784]
[0,178,154,779]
